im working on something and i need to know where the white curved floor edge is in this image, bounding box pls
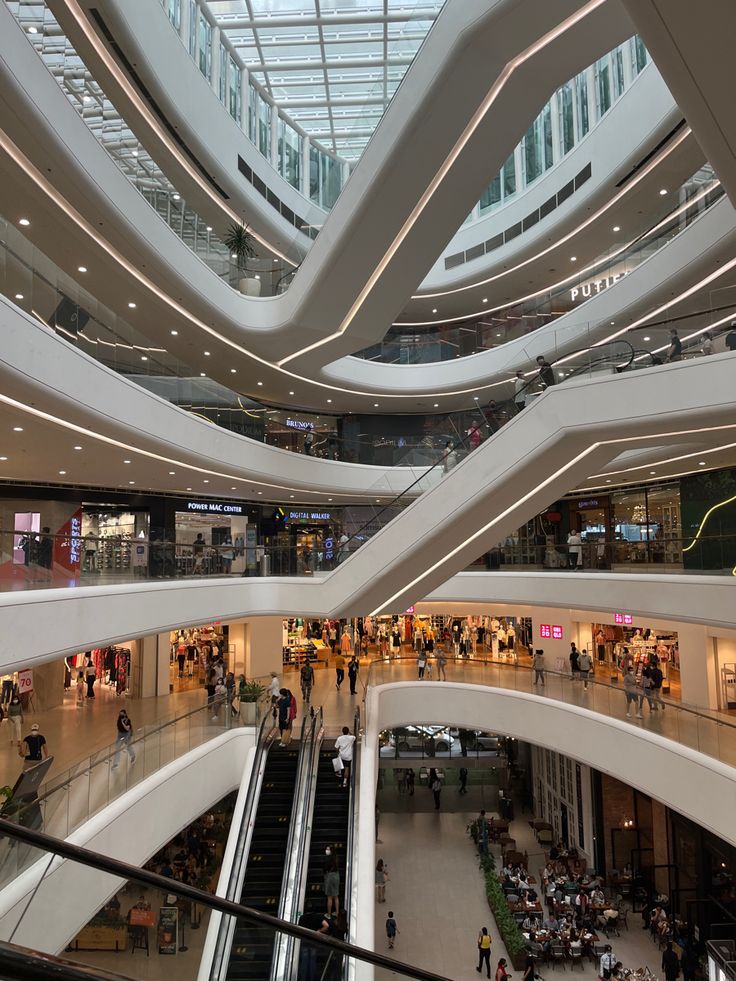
[0,728,255,955]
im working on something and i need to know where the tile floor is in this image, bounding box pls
[373,792,666,981]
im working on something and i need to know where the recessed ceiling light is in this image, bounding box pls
[257,491,262,495]
[186,487,192,491]
[273,258,278,263]
[328,498,333,502]
[376,499,381,503]
[482,298,488,303]
[255,274,260,280]
[170,330,178,336]
[203,479,209,484]
[433,403,439,408]
[204,351,210,356]
[496,333,501,338]
[231,253,237,260]
[570,256,577,262]
[230,368,237,373]
[18,218,30,226]
[290,495,294,499]
[612,226,620,232]
[474,397,479,401]
[374,403,379,407]
[12,427,23,432]
[699,461,707,466]
[129,480,135,485]
[169,471,176,475]
[432,308,438,314]
[605,479,611,483]
[172,193,180,201]
[643,336,651,341]
[123,460,132,465]
[257,381,263,386]
[78,265,87,273]
[659,188,667,196]
[14,294,23,300]
[327,399,332,403]
[73,445,82,450]
[128,302,137,309]
[649,470,656,475]
[200,372,206,377]
[206,226,212,232]
[610,321,615,326]
[0,457,7,461]
[28,26,38,33]
[289,391,295,396]
[141,356,148,361]
[59,470,67,475]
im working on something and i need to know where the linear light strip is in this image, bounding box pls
[682,494,736,553]
[277,0,609,366]
[369,420,736,614]
[0,383,403,501]
[407,128,695,304]
[590,441,736,479]
[59,0,297,266]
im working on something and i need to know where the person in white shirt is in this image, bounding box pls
[268,672,280,705]
[600,946,616,980]
[514,370,527,412]
[334,725,356,789]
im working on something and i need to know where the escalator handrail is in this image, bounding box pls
[209,708,273,981]
[0,817,453,981]
[0,941,139,981]
[342,706,361,980]
[271,706,324,980]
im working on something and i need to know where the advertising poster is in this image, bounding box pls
[157,906,178,955]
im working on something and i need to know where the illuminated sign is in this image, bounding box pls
[570,270,629,302]
[287,510,332,523]
[285,417,315,431]
[69,516,81,564]
[325,536,334,561]
[184,501,244,515]
[539,624,563,639]
[576,498,601,509]
[614,613,633,625]
[405,605,415,615]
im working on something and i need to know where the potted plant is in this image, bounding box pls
[238,679,266,726]
[223,221,259,296]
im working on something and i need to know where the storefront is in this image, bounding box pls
[80,506,150,577]
[171,499,256,576]
[263,410,340,458]
[591,618,680,694]
[610,483,682,567]
[169,623,229,691]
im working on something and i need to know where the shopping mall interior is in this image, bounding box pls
[1,0,736,979]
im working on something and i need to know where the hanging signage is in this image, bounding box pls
[570,269,630,302]
[286,510,332,524]
[54,508,83,573]
[614,613,633,625]
[539,624,564,639]
[183,501,244,515]
[17,669,33,694]
[576,498,602,509]
[285,417,315,431]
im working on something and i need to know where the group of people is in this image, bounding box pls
[622,659,665,718]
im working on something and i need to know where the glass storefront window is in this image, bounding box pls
[542,102,554,171]
[257,92,271,158]
[166,0,181,31]
[611,483,681,564]
[278,117,301,189]
[559,82,575,154]
[198,13,211,80]
[218,43,227,103]
[613,47,625,99]
[634,36,648,74]
[596,56,611,115]
[229,58,241,122]
[480,173,501,212]
[523,119,542,185]
[503,154,516,198]
[187,0,196,58]
[575,72,589,138]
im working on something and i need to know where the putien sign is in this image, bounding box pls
[570,269,629,302]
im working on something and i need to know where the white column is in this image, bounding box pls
[131,634,170,698]
[244,616,283,678]
[530,607,574,673]
[676,623,718,708]
[179,0,190,47]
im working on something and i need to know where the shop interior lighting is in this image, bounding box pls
[14,294,23,300]
[18,218,29,226]
[77,266,87,273]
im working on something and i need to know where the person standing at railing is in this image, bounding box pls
[532,650,546,685]
[436,647,448,681]
[623,667,641,719]
[665,329,682,363]
[701,332,714,356]
[578,650,593,690]
[112,710,136,769]
[649,662,664,710]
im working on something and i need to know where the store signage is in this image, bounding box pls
[614,613,633,625]
[405,605,415,615]
[287,510,332,523]
[325,536,334,561]
[576,498,601,509]
[539,624,564,639]
[17,669,33,694]
[285,417,314,431]
[69,515,81,564]
[184,500,244,515]
[570,270,629,302]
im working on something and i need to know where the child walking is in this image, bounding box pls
[386,911,399,949]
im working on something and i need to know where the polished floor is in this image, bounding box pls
[373,793,665,981]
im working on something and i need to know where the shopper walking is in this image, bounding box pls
[348,655,359,695]
[417,649,427,679]
[385,911,399,949]
[476,927,492,978]
[578,649,593,690]
[300,660,315,702]
[495,957,511,981]
[335,725,356,788]
[662,942,681,981]
[532,649,546,685]
[334,651,346,691]
[19,723,48,770]
[406,768,415,796]
[375,858,388,903]
[459,766,468,795]
[436,647,447,681]
[431,773,442,810]
[277,688,296,746]
[7,694,22,746]
[650,662,664,710]
[569,642,580,679]
[85,657,96,699]
[112,709,136,768]
[623,667,641,718]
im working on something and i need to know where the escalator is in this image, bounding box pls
[303,747,351,919]
[227,743,299,981]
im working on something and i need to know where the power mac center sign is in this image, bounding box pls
[182,500,245,515]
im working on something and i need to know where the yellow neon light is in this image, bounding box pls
[682,494,736,559]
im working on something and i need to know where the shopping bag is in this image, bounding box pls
[332,756,344,774]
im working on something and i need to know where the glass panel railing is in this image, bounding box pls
[353,165,724,365]
[0,695,269,892]
[367,656,736,770]
[0,819,452,981]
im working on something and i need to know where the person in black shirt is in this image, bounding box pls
[536,356,555,388]
[666,329,682,362]
[726,323,736,351]
[662,942,681,981]
[19,724,48,769]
